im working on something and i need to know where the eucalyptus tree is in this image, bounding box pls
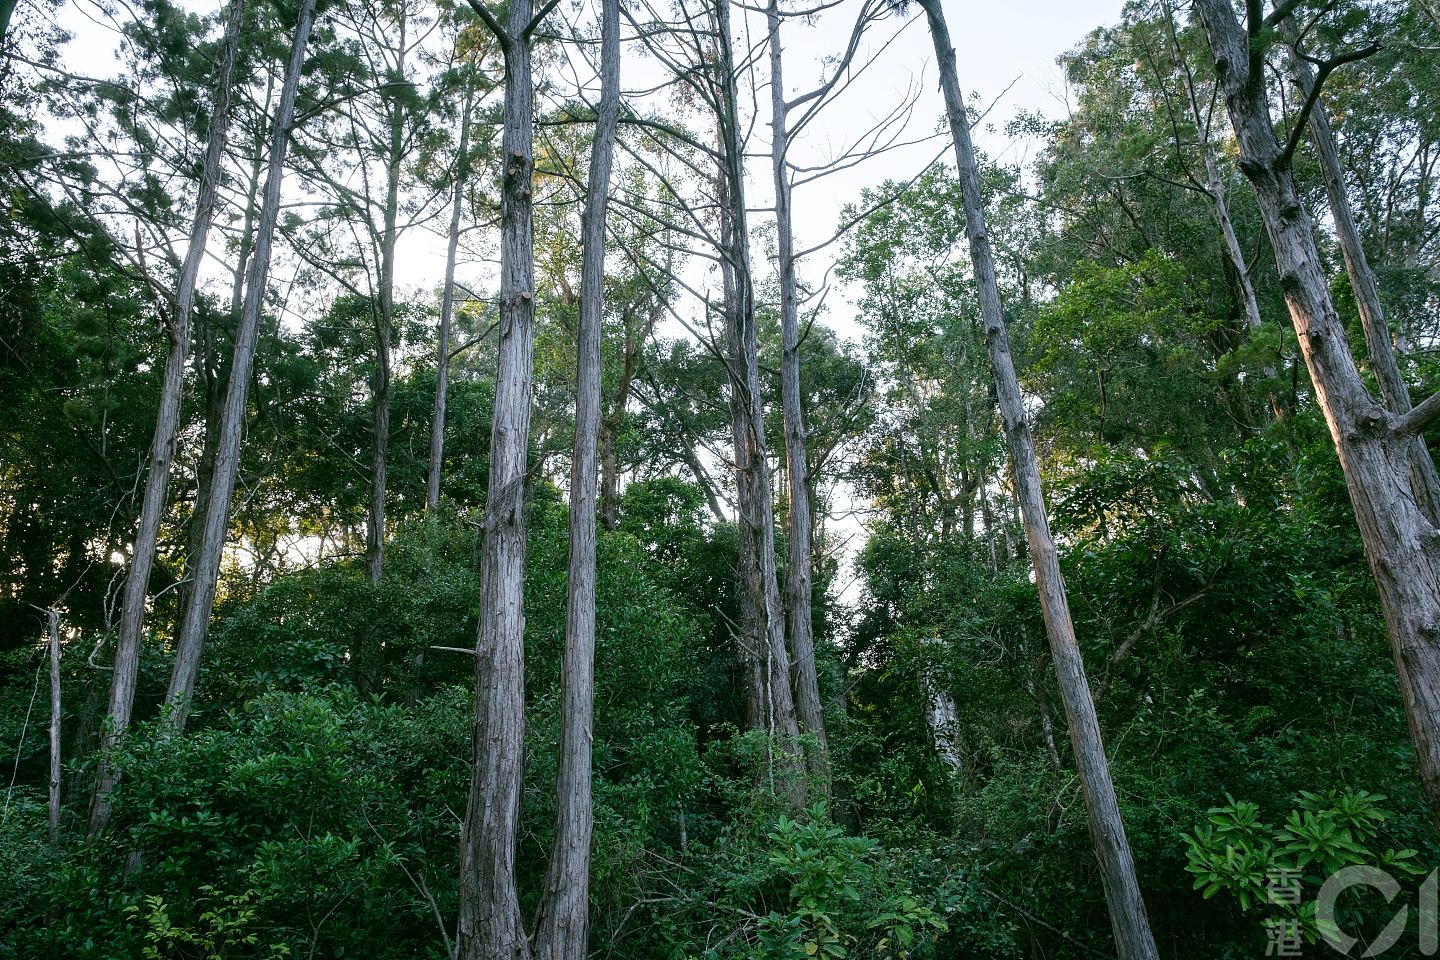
[426,56,481,510]
[456,0,560,951]
[1284,29,1440,522]
[837,167,1009,557]
[165,0,319,733]
[912,1,1160,956]
[614,0,804,794]
[288,0,441,585]
[1195,0,1440,829]
[712,0,804,800]
[88,0,247,835]
[764,0,893,789]
[534,0,620,953]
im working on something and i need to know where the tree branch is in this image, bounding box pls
[1397,390,1440,436]
[464,0,512,50]
[1276,42,1380,170]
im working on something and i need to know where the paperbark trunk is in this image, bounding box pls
[456,0,546,954]
[88,0,246,829]
[533,2,619,955]
[164,0,317,734]
[918,3,1160,957]
[427,90,474,511]
[766,0,828,792]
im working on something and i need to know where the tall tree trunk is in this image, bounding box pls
[428,89,474,512]
[183,77,270,608]
[533,2,619,955]
[366,9,408,587]
[917,3,1159,956]
[1287,46,1440,524]
[47,608,61,846]
[456,0,548,954]
[89,0,246,831]
[1196,0,1440,831]
[164,0,317,735]
[766,0,828,792]
[714,0,805,806]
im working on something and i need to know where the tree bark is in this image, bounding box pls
[533,2,619,956]
[164,0,317,735]
[714,0,804,806]
[599,300,659,530]
[366,8,409,587]
[47,609,61,846]
[89,0,246,830]
[456,0,548,955]
[917,3,1159,957]
[1287,45,1440,524]
[427,89,474,512]
[1196,0,1440,832]
[766,0,828,793]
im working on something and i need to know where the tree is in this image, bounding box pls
[165,0,319,734]
[88,0,247,834]
[713,0,804,803]
[912,1,1160,956]
[1285,32,1440,522]
[455,0,558,953]
[1194,0,1440,829]
[533,1,620,955]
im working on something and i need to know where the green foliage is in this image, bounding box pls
[1182,790,1424,945]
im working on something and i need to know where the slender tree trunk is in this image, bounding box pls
[920,641,962,779]
[47,609,61,846]
[767,0,828,792]
[714,0,805,806]
[164,0,317,735]
[366,11,408,587]
[1197,0,1440,831]
[428,89,474,512]
[1203,149,1267,339]
[599,300,659,530]
[917,3,1159,956]
[533,3,619,956]
[1287,46,1440,524]
[184,82,269,606]
[457,0,547,954]
[88,0,246,831]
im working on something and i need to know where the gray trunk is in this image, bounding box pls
[89,0,246,830]
[714,0,805,806]
[1287,46,1440,524]
[427,90,474,511]
[1197,0,1440,831]
[456,0,547,955]
[366,10,408,588]
[918,2,1159,957]
[533,1,619,955]
[599,300,659,530]
[766,0,828,792]
[164,0,317,734]
[47,609,61,846]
